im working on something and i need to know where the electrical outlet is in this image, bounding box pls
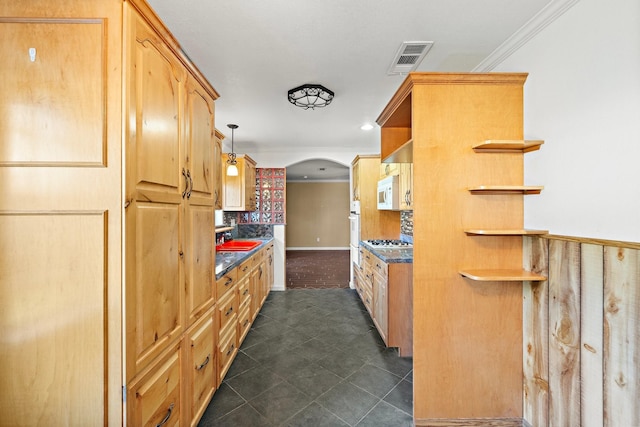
[316,237,320,242]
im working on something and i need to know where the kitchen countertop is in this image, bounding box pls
[215,237,274,279]
[360,240,413,264]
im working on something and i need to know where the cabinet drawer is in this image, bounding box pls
[186,311,216,425]
[218,322,238,382]
[237,303,251,346]
[363,288,374,314]
[217,287,238,333]
[216,268,237,299]
[237,276,251,307]
[127,343,182,427]
[371,258,388,279]
[237,257,252,280]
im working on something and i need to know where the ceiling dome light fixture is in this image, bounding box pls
[226,123,239,176]
[288,84,334,110]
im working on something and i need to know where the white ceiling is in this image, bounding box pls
[147,0,552,180]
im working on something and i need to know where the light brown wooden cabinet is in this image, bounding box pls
[213,129,224,209]
[350,155,400,240]
[1,1,277,425]
[222,154,257,211]
[377,73,536,423]
[357,247,412,356]
[127,340,183,427]
[379,162,400,179]
[398,163,413,210]
[125,0,216,392]
[185,308,216,426]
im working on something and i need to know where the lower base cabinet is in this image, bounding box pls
[127,341,183,427]
[186,308,217,426]
[128,242,274,426]
[218,318,238,383]
[355,247,413,357]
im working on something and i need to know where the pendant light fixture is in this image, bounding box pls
[226,124,239,176]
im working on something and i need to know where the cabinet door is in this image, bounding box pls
[186,310,216,426]
[127,343,183,427]
[185,203,215,326]
[127,12,184,204]
[399,163,413,210]
[380,162,400,179]
[222,156,244,210]
[126,202,184,380]
[185,75,215,207]
[213,130,224,209]
[352,160,360,201]
[250,266,261,320]
[0,13,122,424]
[373,272,388,343]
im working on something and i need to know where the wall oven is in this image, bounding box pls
[348,201,361,289]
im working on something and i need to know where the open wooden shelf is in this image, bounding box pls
[464,229,549,236]
[472,140,544,153]
[459,269,547,282]
[468,185,543,195]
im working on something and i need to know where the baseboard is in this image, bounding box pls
[286,246,349,251]
[414,418,525,427]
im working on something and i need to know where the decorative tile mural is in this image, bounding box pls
[229,168,286,225]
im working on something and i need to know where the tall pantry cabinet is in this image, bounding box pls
[0,1,219,425]
[377,73,536,425]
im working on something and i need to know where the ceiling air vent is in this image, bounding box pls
[387,41,434,75]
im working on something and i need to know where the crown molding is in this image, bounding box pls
[473,0,582,72]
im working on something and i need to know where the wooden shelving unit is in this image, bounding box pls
[464,229,548,236]
[459,269,547,281]
[472,139,544,153]
[468,185,543,195]
[465,138,547,283]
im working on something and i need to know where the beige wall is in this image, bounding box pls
[286,182,350,248]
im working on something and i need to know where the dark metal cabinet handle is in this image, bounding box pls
[182,168,189,198]
[225,277,233,286]
[196,355,210,371]
[156,403,174,427]
[226,344,235,356]
[186,169,193,199]
[225,306,234,316]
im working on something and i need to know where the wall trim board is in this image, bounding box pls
[544,234,640,250]
[473,0,581,72]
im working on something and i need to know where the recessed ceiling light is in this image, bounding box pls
[360,123,374,131]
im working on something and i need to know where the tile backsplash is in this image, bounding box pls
[401,210,413,236]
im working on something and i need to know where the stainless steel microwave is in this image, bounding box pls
[377,175,399,210]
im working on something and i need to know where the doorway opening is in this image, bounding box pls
[285,158,351,289]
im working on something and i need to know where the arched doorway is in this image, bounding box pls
[285,159,351,289]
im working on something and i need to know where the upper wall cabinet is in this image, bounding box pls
[222,154,257,211]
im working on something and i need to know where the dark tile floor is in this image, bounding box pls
[198,289,413,426]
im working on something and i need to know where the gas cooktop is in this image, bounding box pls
[364,239,413,248]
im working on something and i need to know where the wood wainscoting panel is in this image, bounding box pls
[580,244,604,427]
[523,236,549,427]
[523,236,640,427]
[548,240,581,426]
[603,246,640,427]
